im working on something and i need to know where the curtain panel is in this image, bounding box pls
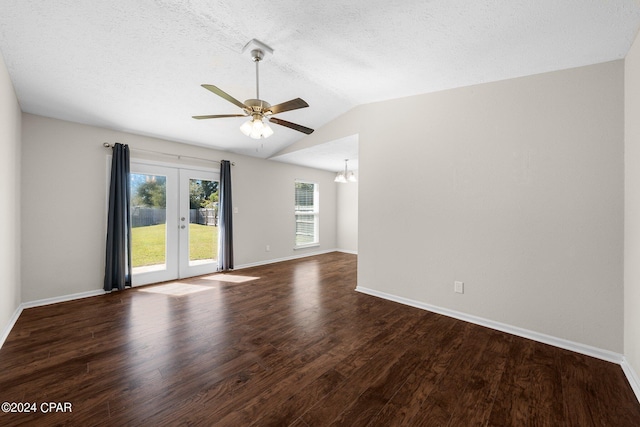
[104,143,132,291]
[218,160,234,271]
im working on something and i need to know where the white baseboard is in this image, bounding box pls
[21,289,106,309]
[0,305,23,350]
[355,286,624,364]
[0,289,105,352]
[622,357,640,403]
[234,248,341,270]
[336,249,358,255]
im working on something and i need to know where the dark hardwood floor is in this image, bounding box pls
[1,252,639,426]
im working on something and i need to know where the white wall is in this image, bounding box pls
[0,52,21,336]
[309,61,625,353]
[625,29,640,376]
[336,173,358,253]
[21,114,336,301]
[362,61,624,352]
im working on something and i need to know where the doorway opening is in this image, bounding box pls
[130,162,219,285]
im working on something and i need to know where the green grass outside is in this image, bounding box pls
[132,223,218,267]
[188,223,218,262]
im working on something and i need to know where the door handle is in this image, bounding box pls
[181,217,186,221]
[180,225,186,229]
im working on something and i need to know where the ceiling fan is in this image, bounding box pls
[193,40,314,139]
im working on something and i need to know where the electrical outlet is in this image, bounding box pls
[265,245,270,252]
[454,281,464,294]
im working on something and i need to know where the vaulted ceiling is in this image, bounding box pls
[1,1,639,171]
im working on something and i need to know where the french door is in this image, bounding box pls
[130,162,220,286]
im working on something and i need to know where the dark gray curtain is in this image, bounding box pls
[218,160,234,271]
[104,143,132,291]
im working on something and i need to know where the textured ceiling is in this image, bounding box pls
[1,1,639,171]
[270,135,359,172]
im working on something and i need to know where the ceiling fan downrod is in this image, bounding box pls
[251,49,264,100]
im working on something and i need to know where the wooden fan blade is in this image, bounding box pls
[269,117,314,135]
[192,114,246,120]
[201,84,248,110]
[267,98,309,115]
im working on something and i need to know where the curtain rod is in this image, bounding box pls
[102,142,235,166]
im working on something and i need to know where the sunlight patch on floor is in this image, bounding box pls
[200,274,260,283]
[137,283,213,296]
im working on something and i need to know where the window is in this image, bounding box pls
[295,181,319,247]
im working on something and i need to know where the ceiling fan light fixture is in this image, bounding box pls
[239,119,253,137]
[194,39,314,139]
[240,116,273,139]
[262,121,274,138]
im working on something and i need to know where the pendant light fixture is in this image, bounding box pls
[335,159,357,183]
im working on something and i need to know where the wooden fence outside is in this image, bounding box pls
[132,207,217,227]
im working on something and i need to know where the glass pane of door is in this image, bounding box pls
[131,173,167,273]
[130,163,178,286]
[179,169,220,278]
[188,178,218,265]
